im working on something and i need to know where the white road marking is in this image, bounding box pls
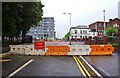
[6,59,34,78]
[112,53,116,56]
[80,56,103,77]
[98,67,111,77]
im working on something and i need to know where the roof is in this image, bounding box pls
[89,21,109,26]
[70,25,89,29]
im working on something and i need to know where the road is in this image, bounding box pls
[1,41,119,77]
[83,51,118,77]
[2,52,119,77]
[2,55,82,77]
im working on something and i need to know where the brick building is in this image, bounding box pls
[109,18,120,29]
[89,18,120,36]
[89,21,109,36]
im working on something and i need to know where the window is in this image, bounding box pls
[83,30,87,34]
[80,30,82,34]
[75,35,77,38]
[93,32,95,35]
[75,30,77,34]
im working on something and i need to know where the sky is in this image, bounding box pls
[41,0,120,39]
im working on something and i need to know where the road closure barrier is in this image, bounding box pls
[9,44,114,56]
[68,45,91,55]
[9,45,27,54]
[90,44,114,55]
[45,46,70,55]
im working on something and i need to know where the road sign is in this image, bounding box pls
[34,41,45,50]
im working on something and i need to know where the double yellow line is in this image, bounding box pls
[73,56,92,78]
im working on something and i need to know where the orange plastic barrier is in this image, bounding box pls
[90,44,114,55]
[45,46,70,55]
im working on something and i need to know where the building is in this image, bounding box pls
[109,18,120,29]
[26,17,56,40]
[109,18,120,37]
[89,21,109,36]
[89,18,120,36]
[70,25,98,41]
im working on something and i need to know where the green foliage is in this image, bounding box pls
[2,2,44,37]
[64,32,70,41]
[112,43,119,46]
[106,27,117,36]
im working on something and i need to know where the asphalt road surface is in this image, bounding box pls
[83,51,118,77]
[2,55,82,77]
[14,56,82,76]
[2,55,34,77]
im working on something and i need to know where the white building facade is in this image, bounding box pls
[70,25,98,41]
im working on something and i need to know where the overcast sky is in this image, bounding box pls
[41,0,120,39]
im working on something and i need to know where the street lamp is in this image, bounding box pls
[103,10,106,36]
[63,12,71,44]
[63,12,71,28]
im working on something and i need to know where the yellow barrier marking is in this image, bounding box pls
[0,59,11,62]
[73,56,87,78]
[75,56,92,78]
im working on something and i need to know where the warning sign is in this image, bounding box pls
[34,41,45,50]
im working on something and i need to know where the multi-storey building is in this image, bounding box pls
[70,25,98,41]
[109,18,120,29]
[89,18,120,36]
[26,17,56,40]
[89,21,109,36]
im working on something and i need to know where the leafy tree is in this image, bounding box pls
[64,32,70,41]
[2,2,44,43]
[106,27,117,36]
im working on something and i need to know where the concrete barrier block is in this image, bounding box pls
[68,45,91,55]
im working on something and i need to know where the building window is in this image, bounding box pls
[93,32,95,35]
[75,35,77,38]
[80,30,82,34]
[83,30,87,34]
[75,30,77,34]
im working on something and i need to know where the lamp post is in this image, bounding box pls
[63,12,71,44]
[63,12,71,29]
[103,10,106,36]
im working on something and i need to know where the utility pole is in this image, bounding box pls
[103,10,106,36]
[63,12,72,44]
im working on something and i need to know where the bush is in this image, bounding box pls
[112,43,119,46]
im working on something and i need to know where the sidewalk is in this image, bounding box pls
[0,47,10,58]
[0,52,10,58]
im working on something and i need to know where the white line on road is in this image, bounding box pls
[6,59,34,78]
[79,55,103,78]
[98,67,111,77]
[112,53,116,56]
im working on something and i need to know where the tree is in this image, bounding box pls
[2,2,44,43]
[106,27,117,36]
[64,32,70,41]
[19,2,44,42]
